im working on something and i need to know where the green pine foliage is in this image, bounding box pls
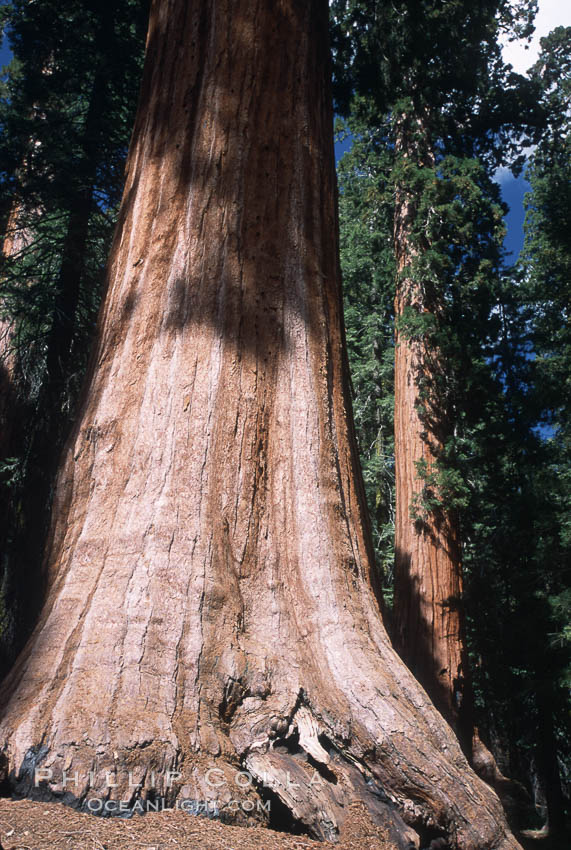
[0,0,149,404]
[522,25,571,700]
[500,29,571,806]
[337,117,396,587]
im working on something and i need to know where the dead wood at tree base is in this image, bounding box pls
[0,679,520,848]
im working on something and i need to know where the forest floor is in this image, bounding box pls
[0,798,567,850]
[0,798,397,850]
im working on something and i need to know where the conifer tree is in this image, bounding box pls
[512,26,571,832]
[331,0,542,756]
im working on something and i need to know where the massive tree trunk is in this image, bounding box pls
[0,2,519,847]
[391,116,473,756]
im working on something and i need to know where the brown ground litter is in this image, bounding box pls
[0,799,398,850]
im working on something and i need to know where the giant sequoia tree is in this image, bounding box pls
[0,2,521,846]
[331,0,541,757]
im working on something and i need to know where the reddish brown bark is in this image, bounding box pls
[392,118,472,752]
[0,3,519,847]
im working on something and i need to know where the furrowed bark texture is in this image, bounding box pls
[0,2,518,847]
[392,121,472,755]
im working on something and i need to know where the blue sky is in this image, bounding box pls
[497,173,531,262]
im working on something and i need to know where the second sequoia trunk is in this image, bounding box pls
[392,114,472,754]
[0,2,517,847]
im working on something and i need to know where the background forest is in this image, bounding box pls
[0,0,569,840]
